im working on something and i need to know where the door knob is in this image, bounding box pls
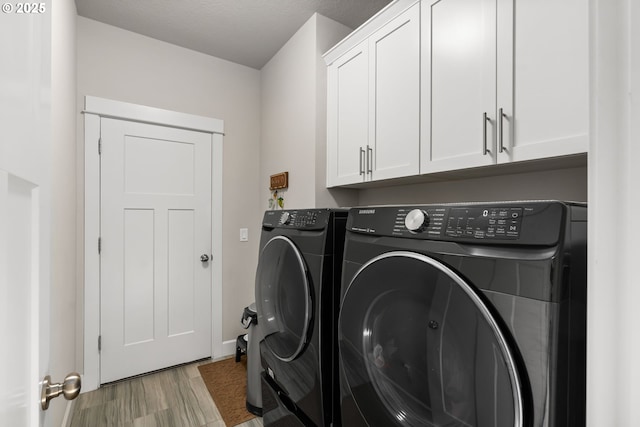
[200,254,210,262]
[41,372,81,410]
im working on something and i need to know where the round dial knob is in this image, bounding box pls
[280,212,291,225]
[404,209,429,232]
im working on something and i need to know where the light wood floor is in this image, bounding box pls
[68,360,263,427]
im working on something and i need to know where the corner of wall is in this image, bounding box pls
[51,0,79,425]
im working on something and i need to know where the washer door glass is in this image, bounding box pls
[339,251,527,427]
[256,236,311,362]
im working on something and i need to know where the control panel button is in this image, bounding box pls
[404,209,430,232]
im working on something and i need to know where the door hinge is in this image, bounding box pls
[98,138,102,155]
[98,335,101,352]
[98,237,101,254]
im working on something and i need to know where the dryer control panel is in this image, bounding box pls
[347,202,574,246]
[263,208,347,230]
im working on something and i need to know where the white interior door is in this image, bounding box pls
[0,3,51,425]
[100,118,213,383]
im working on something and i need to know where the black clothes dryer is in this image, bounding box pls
[256,209,347,427]
[338,202,587,427]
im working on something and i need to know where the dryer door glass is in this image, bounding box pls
[339,251,527,427]
[255,236,311,362]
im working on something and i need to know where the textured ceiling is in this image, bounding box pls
[75,0,393,70]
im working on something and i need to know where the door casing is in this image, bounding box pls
[82,96,224,391]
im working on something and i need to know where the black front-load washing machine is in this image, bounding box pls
[338,202,587,427]
[255,208,347,426]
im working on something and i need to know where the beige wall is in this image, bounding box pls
[51,0,78,424]
[260,14,356,210]
[76,17,262,351]
[358,165,588,206]
[260,15,319,209]
[587,0,639,422]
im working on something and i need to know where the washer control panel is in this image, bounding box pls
[347,202,568,245]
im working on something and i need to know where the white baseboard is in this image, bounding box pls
[217,339,237,360]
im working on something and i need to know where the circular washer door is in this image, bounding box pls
[339,251,528,427]
[255,235,312,362]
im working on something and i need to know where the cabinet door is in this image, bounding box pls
[369,3,421,181]
[496,0,588,163]
[327,42,369,187]
[422,0,497,173]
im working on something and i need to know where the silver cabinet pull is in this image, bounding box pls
[366,145,373,174]
[41,373,81,410]
[483,113,491,155]
[359,147,365,175]
[498,107,507,153]
[200,254,210,262]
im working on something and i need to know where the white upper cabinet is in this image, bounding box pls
[422,0,588,173]
[325,0,588,187]
[368,3,421,181]
[326,0,420,187]
[422,0,497,173]
[327,41,369,186]
[496,0,589,163]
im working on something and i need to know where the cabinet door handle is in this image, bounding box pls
[359,147,365,175]
[483,112,491,155]
[366,145,373,174]
[498,107,507,153]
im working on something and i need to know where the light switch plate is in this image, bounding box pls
[239,228,249,242]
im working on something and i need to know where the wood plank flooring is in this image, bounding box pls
[69,361,263,427]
